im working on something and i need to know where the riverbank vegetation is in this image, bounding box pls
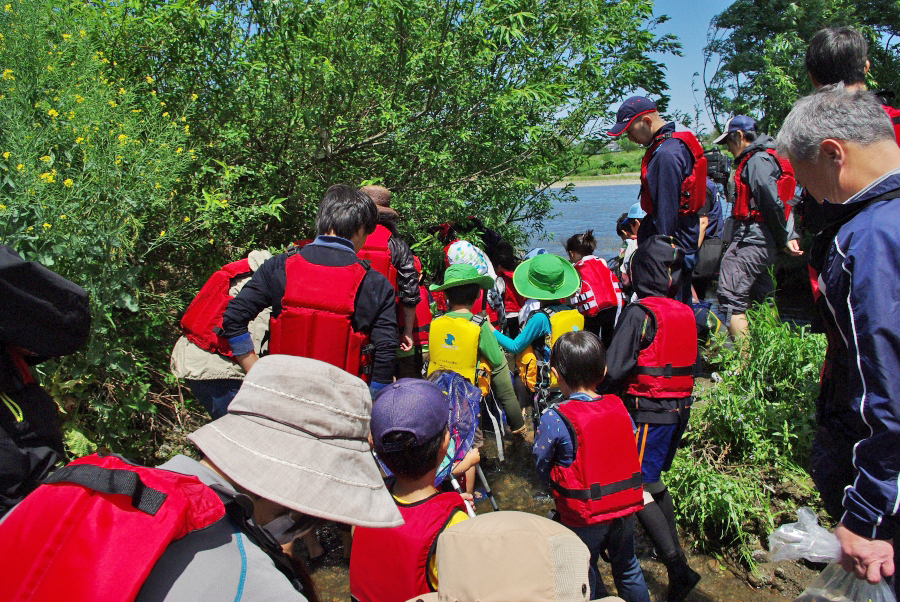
[570,149,644,177]
[669,301,827,566]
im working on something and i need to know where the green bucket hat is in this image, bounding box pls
[512,254,580,301]
[429,263,494,292]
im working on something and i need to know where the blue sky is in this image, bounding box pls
[647,0,735,133]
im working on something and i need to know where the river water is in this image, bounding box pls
[527,184,641,260]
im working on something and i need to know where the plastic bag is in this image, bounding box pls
[427,370,481,486]
[770,507,841,563]
[794,563,895,602]
[769,508,896,602]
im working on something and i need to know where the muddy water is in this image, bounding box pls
[308,428,797,601]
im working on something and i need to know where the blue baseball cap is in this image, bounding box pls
[370,379,448,453]
[713,115,757,144]
[627,202,647,220]
[607,96,658,137]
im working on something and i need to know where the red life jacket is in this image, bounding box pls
[497,269,524,314]
[640,130,708,216]
[349,492,467,602]
[396,256,432,346]
[179,259,253,357]
[569,256,622,317]
[625,297,696,398]
[358,224,397,289]
[549,396,644,527]
[268,253,372,381]
[883,104,900,146]
[0,453,227,602]
[732,148,796,222]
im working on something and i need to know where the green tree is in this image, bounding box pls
[701,0,900,132]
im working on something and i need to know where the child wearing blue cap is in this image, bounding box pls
[349,379,470,602]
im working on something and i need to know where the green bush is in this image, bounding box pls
[668,300,826,564]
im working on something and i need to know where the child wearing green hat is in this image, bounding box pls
[491,254,584,424]
[428,263,525,436]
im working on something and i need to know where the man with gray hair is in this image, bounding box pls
[777,84,900,592]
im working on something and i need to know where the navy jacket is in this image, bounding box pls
[637,122,701,254]
[222,236,398,384]
[812,169,900,539]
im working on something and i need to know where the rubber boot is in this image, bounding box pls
[637,500,700,602]
[662,553,701,602]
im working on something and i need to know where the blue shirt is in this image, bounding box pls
[493,304,569,354]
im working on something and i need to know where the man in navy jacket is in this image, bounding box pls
[778,85,900,592]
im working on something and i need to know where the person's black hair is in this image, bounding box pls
[445,282,481,307]
[315,184,377,239]
[565,229,597,257]
[492,241,519,271]
[549,330,606,390]
[729,129,757,144]
[615,213,630,236]
[377,428,446,480]
[806,27,868,87]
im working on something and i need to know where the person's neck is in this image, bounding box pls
[568,386,597,398]
[837,143,900,203]
[392,472,440,503]
[448,303,473,312]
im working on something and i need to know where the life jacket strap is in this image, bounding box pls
[633,364,693,378]
[43,463,168,516]
[549,472,643,501]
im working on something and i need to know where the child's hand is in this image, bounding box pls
[460,493,474,503]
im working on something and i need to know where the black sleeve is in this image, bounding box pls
[0,246,91,358]
[747,153,792,248]
[598,305,655,394]
[698,181,714,217]
[388,236,421,308]
[221,255,284,340]
[352,270,398,384]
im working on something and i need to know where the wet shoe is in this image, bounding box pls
[664,564,701,602]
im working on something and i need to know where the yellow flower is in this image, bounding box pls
[4,4,10,12]
[183,216,189,222]
[190,93,198,101]
[160,101,166,107]
[45,65,53,72]
[16,164,23,171]
[2,151,8,160]
[79,30,86,38]
[145,75,154,84]
[59,214,67,219]
[184,125,189,135]
[154,182,160,189]
[108,100,116,108]
[159,230,165,237]
[74,94,84,103]
[63,179,73,188]
[176,147,182,153]
[75,137,84,144]
[39,155,50,162]
[1,69,13,80]
[118,87,125,95]
[26,226,33,232]
[162,111,169,117]
[61,33,71,41]
[47,108,59,118]
[131,109,141,113]
[209,238,214,245]
[180,116,186,122]
[117,133,128,143]
[0,204,5,210]
[42,222,51,230]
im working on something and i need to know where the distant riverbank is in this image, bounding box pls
[548,172,640,188]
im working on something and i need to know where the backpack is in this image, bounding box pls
[0,453,304,602]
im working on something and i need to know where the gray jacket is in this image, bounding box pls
[137,456,307,602]
[730,134,798,248]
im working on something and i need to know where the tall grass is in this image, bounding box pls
[668,300,826,564]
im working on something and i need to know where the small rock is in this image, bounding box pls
[708,558,719,571]
[774,567,786,579]
[751,549,769,562]
[748,572,764,588]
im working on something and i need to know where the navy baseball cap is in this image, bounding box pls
[371,379,448,453]
[607,96,658,136]
[713,115,757,144]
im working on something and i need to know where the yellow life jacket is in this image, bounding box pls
[516,346,539,393]
[427,314,484,385]
[541,307,585,387]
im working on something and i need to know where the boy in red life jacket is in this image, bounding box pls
[599,234,700,602]
[533,330,649,601]
[565,229,623,348]
[349,379,470,602]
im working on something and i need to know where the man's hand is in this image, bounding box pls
[785,239,804,256]
[835,523,895,584]
[399,332,414,352]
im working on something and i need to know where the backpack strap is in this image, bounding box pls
[209,484,306,595]
[43,463,167,516]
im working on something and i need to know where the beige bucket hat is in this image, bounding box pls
[407,511,624,602]
[188,355,402,528]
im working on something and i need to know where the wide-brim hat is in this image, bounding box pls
[512,254,580,301]
[430,263,494,292]
[408,512,592,602]
[188,355,402,528]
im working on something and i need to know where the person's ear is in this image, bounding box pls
[367,433,374,448]
[808,71,820,88]
[438,430,451,459]
[820,139,844,165]
[864,59,871,76]
[550,366,561,382]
